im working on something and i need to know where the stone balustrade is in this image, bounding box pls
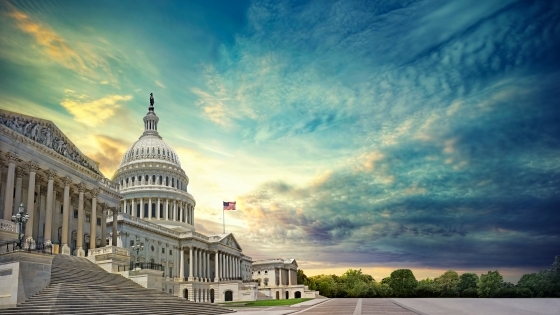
[0,219,16,233]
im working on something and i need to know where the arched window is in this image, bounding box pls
[159,175,162,185]
[224,290,233,301]
[264,278,269,286]
[144,203,149,218]
[136,204,140,217]
[145,175,149,183]
[152,175,156,183]
[159,203,164,219]
[142,148,144,154]
[151,203,156,218]
[166,176,169,186]
[158,148,161,155]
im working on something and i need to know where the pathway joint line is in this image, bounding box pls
[353,298,362,315]
[290,298,333,314]
[389,298,429,315]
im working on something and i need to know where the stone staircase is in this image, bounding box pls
[256,291,273,300]
[1,254,234,314]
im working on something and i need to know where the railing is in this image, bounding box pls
[118,261,165,272]
[3,240,52,255]
[0,219,17,233]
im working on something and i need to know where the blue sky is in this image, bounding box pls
[1,0,559,282]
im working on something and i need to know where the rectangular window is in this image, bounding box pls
[106,239,110,245]
[73,210,78,218]
[169,249,172,255]
[96,217,101,226]
[60,205,63,214]
[86,214,90,222]
[130,240,134,246]
[169,267,173,277]
[162,248,165,254]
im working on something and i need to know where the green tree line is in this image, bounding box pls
[296,255,560,298]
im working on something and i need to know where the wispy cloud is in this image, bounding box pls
[60,90,132,127]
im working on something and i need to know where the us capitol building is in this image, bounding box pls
[0,94,317,305]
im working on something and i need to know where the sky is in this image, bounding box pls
[1,0,559,283]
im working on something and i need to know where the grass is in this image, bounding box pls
[222,298,313,307]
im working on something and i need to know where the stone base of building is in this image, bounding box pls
[257,284,320,300]
[87,246,130,273]
[0,251,54,308]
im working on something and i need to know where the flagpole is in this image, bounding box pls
[223,206,225,234]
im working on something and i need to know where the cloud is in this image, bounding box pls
[86,135,129,178]
[155,80,165,88]
[4,3,88,74]
[1,1,121,83]
[60,91,133,127]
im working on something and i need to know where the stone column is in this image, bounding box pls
[3,152,17,220]
[202,250,205,281]
[173,199,177,221]
[76,183,86,257]
[131,198,136,217]
[215,251,220,282]
[123,199,127,215]
[34,183,44,241]
[148,197,152,219]
[193,247,198,280]
[188,246,194,281]
[43,171,55,244]
[13,166,24,215]
[24,162,39,243]
[112,207,118,246]
[279,268,283,286]
[226,255,229,280]
[157,197,160,219]
[206,250,210,280]
[61,177,72,255]
[89,189,98,250]
[288,269,292,285]
[101,204,107,247]
[139,197,144,219]
[165,199,169,220]
[180,248,185,280]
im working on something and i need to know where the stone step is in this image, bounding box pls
[2,254,233,315]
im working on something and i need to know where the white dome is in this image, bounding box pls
[119,134,181,168]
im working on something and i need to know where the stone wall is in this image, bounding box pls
[0,252,54,308]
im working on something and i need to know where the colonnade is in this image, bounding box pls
[119,174,186,192]
[1,152,117,256]
[188,288,216,303]
[276,267,296,286]
[180,247,242,282]
[121,197,193,224]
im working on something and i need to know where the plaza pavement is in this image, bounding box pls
[226,298,560,315]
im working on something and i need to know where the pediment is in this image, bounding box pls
[0,109,101,175]
[219,233,242,251]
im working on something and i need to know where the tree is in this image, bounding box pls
[375,282,393,297]
[478,270,503,297]
[416,278,439,297]
[458,273,479,296]
[388,269,418,297]
[340,269,377,298]
[309,274,339,298]
[297,269,308,285]
[434,270,460,297]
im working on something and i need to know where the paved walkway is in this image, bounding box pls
[227,298,560,315]
[392,298,560,315]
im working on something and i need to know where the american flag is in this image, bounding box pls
[223,201,236,210]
